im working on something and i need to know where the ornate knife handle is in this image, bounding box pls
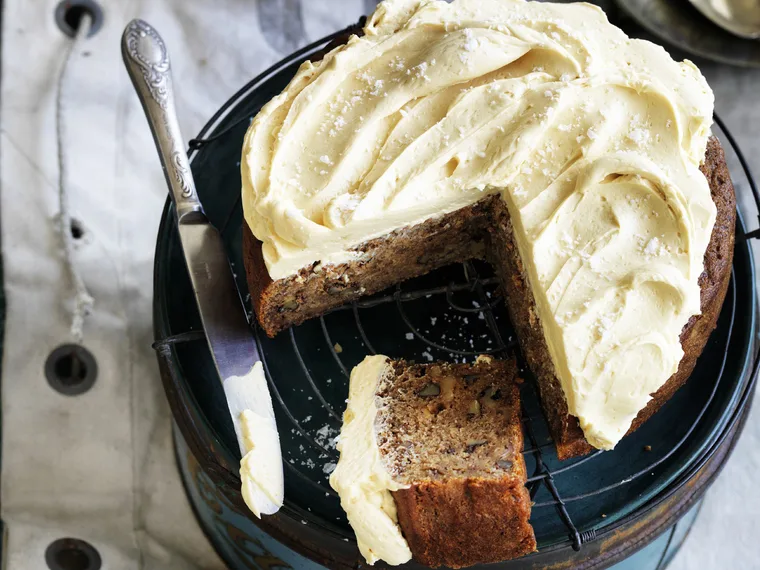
[121,19,202,220]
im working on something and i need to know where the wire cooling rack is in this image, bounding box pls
[152,25,760,558]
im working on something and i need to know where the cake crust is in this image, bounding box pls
[243,137,736,459]
[393,477,535,569]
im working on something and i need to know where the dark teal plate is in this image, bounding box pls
[153,32,758,562]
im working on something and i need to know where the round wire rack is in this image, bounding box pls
[152,24,760,564]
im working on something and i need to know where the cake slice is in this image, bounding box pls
[330,355,536,568]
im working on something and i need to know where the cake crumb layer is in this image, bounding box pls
[376,357,536,568]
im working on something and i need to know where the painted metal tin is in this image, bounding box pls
[153,24,760,570]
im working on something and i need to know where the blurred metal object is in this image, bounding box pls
[618,0,760,68]
[689,0,760,39]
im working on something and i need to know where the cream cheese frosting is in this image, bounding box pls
[225,362,284,518]
[239,407,284,517]
[329,355,412,566]
[242,0,716,450]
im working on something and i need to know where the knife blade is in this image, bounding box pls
[121,19,283,516]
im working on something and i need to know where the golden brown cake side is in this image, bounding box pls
[377,358,536,568]
[487,136,736,459]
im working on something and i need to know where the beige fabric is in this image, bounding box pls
[0,0,363,568]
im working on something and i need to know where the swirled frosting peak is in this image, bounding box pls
[242,0,716,450]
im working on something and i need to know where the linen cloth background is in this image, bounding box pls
[1,0,758,568]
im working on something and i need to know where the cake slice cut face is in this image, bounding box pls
[241,0,734,454]
[330,355,536,568]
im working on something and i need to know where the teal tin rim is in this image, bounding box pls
[152,22,760,569]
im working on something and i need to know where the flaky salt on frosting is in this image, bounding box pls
[242,0,716,450]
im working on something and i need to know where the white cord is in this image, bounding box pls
[56,15,94,343]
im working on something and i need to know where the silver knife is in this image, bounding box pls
[121,19,283,517]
